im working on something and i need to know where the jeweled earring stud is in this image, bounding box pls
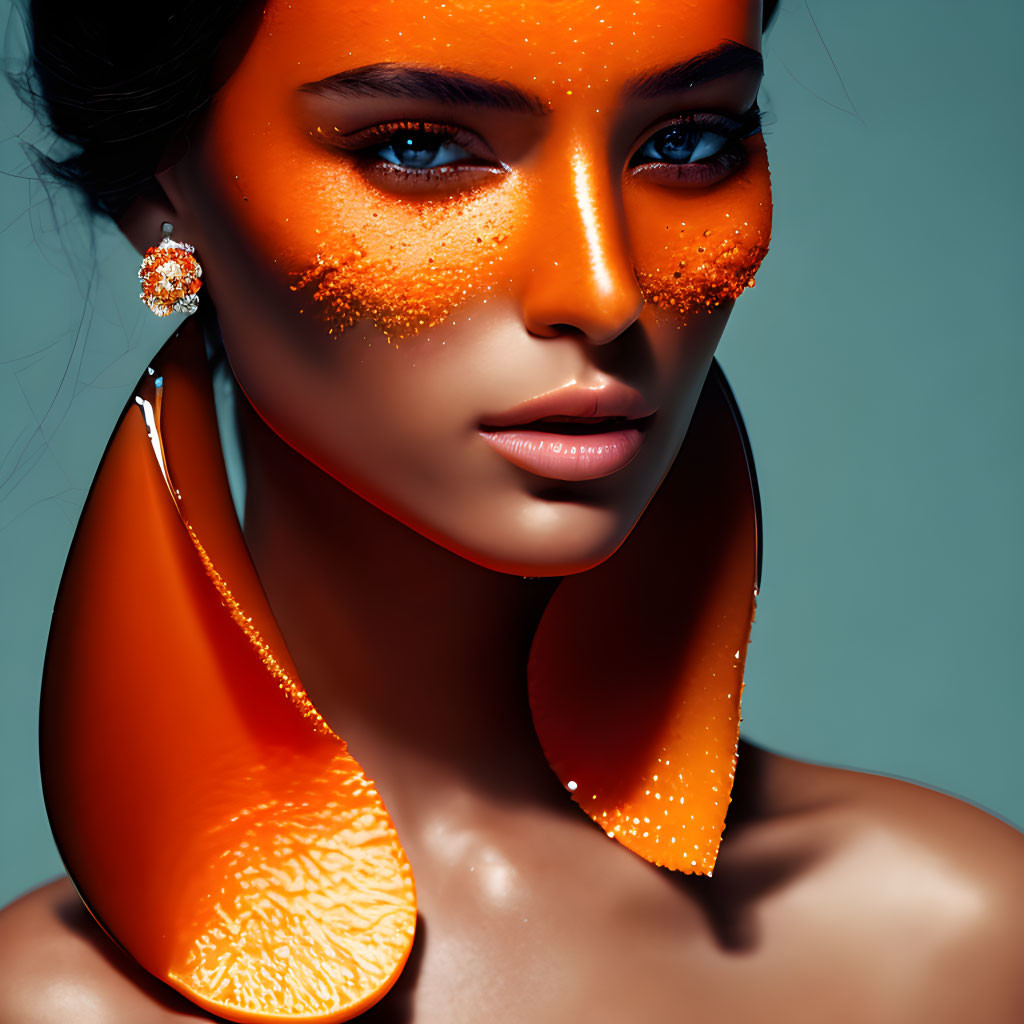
[138,221,203,317]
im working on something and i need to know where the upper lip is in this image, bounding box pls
[480,382,657,430]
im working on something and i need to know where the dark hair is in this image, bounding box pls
[26,1,254,219]
[25,0,781,221]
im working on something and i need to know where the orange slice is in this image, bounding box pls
[41,322,415,1022]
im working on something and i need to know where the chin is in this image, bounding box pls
[430,498,641,578]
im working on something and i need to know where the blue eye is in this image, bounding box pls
[319,119,502,192]
[376,130,471,169]
[634,124,730,166]
[627,109,762,186]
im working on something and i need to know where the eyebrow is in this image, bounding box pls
[626,42,764,100]
[298,63,548,116]
[298,42,763,115]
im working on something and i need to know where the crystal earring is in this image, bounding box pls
[138,221,203,317]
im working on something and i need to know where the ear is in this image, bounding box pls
[117,131,199,256]
[115,181,180,257]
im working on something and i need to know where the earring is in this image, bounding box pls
[138,221,203,317]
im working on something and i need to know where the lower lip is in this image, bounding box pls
[478,425,649,481]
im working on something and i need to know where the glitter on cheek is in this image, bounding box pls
[637,221,770,316]
[632,145,773,320]
[286,182,520,344]
[289,234,510,343]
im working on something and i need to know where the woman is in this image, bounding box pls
[1,0,1022,1021]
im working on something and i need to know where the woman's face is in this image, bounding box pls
[163,0,771,575]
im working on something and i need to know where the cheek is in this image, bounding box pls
[197,82,526,344]
[287,175,526,342]
[204,131,524,343]
[627,141,772,318]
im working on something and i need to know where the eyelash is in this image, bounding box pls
[318,120,493,187]
[627,107,763,186]
[318,107,762,188]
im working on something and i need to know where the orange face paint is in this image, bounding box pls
[633,146,772,316]
[286,184,517,341]
[194,0,770,345]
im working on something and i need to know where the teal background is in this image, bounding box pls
[1,0,1022,908]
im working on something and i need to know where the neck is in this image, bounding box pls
[239,400,563,810]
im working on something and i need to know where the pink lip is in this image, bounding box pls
[479,424,650,481]
[480,382,656,429]
[479,383,657,481]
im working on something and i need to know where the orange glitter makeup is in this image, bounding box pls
[198,0,770,350]
[637,218,770,316]
[629,142,773,320]
[288,219,512,343]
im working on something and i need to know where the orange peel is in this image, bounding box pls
[41,320,759,1021]
[41,324,415,1022]
[529,361,759,874]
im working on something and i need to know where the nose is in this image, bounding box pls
[519,142,645,345]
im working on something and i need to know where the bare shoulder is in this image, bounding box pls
[747,740,1024,889]
[735,741,1024,1021]
[0,878,213,1023]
